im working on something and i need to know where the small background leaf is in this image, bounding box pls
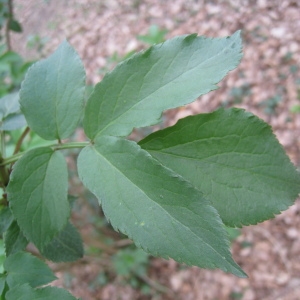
[5,221,28,256]
[6,284,78,300]
[0,208,13,235]
[20,40,86,140]
[8,19,22,33]
[0,92,26,131]
[7,147,70,249]
[112,248,149,277]
[0,92,20,119]
[139,108,300,226]
[41,222,84,262]
[1,113,26,131]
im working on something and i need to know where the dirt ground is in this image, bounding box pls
[11,0,300,299]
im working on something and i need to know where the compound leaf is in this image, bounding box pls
[7,147,69,249]
[139,108,300,226]
[41,222,84,262]
[77,136,246,277]
[20,40,86,140]
[84,31,242,139]
[6,284,78,300]
[4,252,56,289]
[5,220,28,256]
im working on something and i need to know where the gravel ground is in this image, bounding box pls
[11,1,300,299]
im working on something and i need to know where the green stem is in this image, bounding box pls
[53,141,90,151]
[0,141,90,167]
[1,152,24,166]
[1,131,5,158]
[5,0,13,51]
[0,152,9,186]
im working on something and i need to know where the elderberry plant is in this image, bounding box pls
[0,31,299,299]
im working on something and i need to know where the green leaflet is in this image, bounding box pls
[5,221,28,256]
[0,207,13,235]
[0,93,26,131]
[41,222,84,262]
[8,19,22,33]
[7,147,70,249]
[0,275,5,296]
[6,284,78,300]
[139,108,300,227]
[83,31,242,139]
[1,113,26,131]
[20,40,86,140]
[112,248,149,277]
[0,92,20,120]
[4,252,56,289]
[77,136,246,277]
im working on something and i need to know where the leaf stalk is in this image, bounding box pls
[13,126,30,155]
[0,141,90,167]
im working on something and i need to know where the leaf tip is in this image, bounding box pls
[183,33,198,44]
[234,268,248,278]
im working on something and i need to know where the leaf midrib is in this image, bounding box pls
[147,149,298,185]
